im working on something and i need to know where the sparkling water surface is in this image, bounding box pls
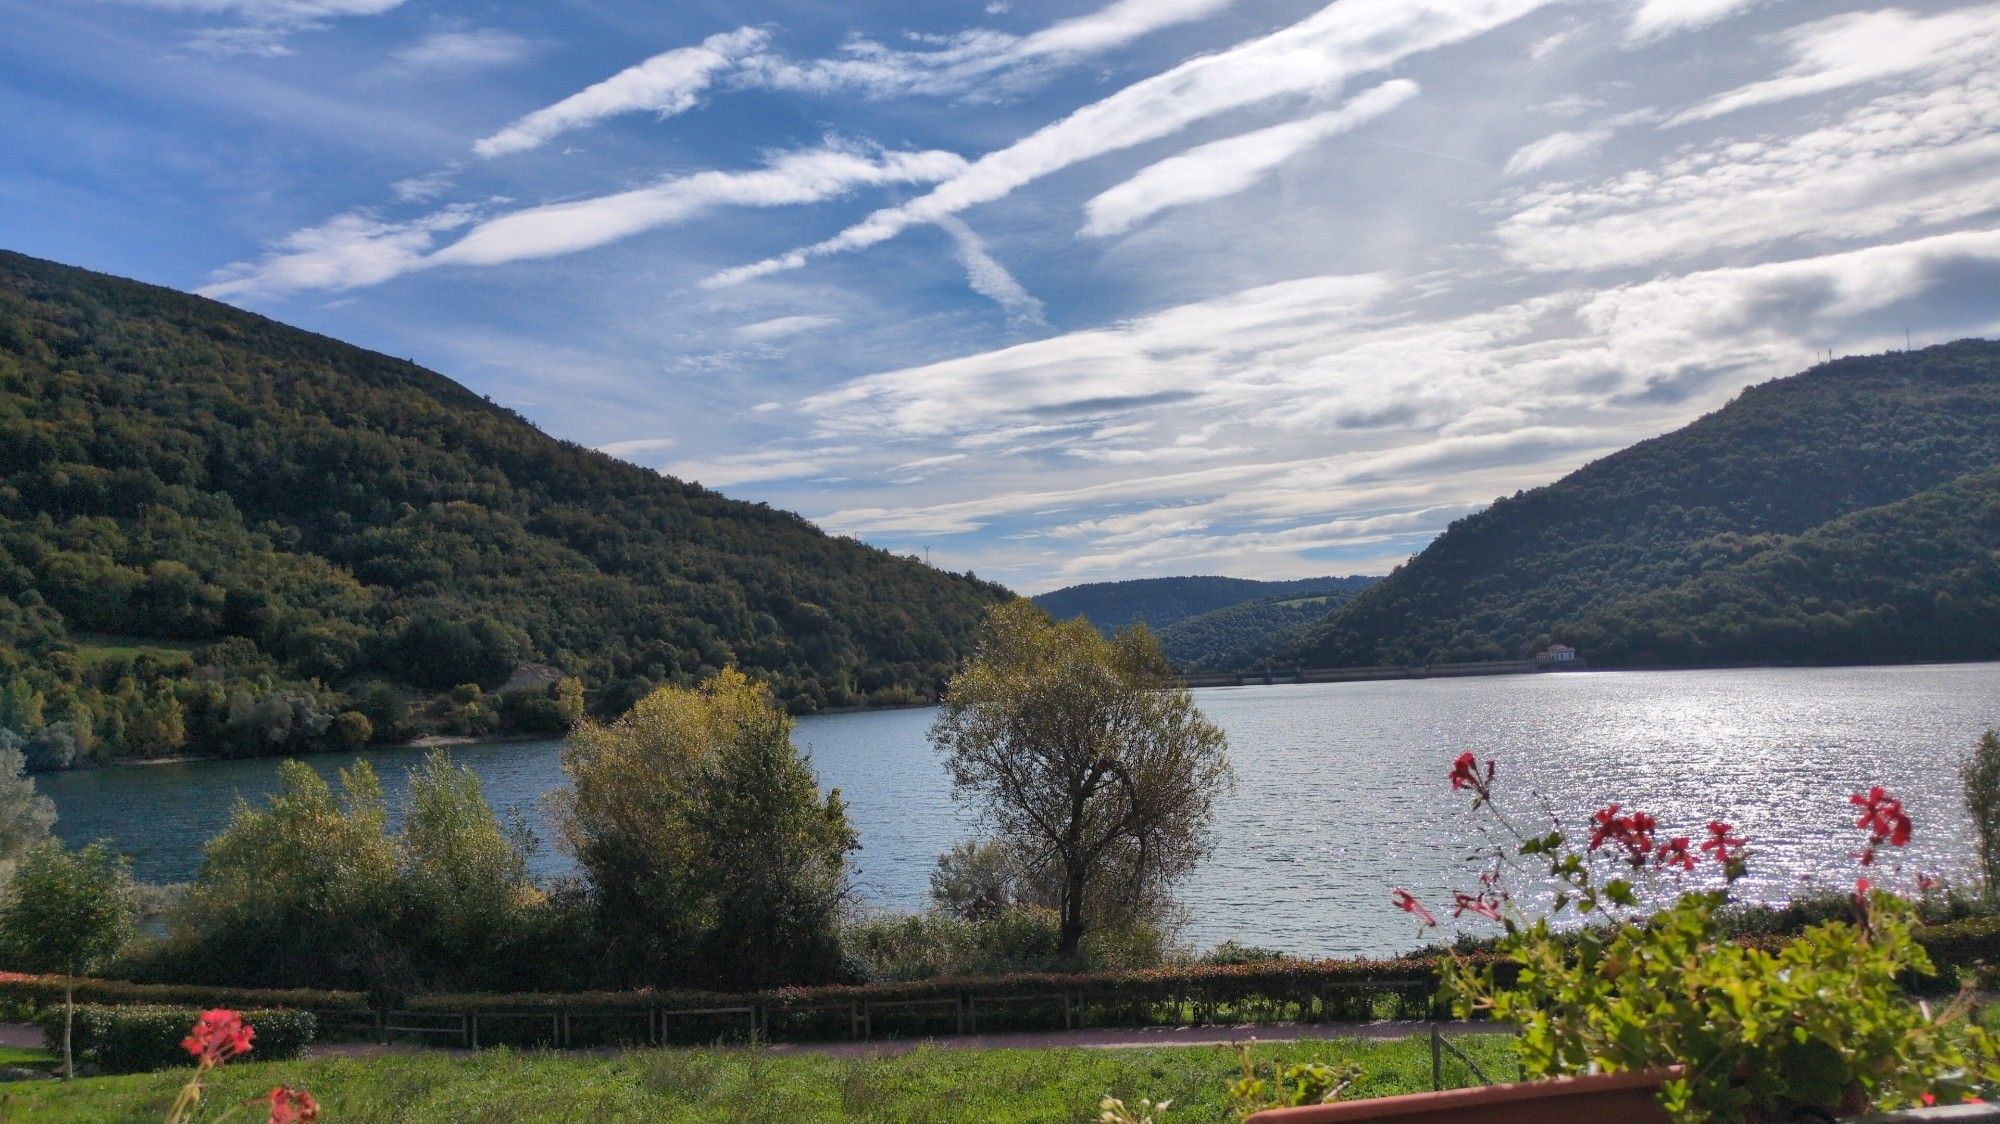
[38,663,2000,957]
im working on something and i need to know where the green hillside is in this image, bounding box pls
[1565,465,2000,665]
[0,249,1009,766]
[1283,341,2000,668]
[1157,588,1371,671]
[1032,575,1377,636]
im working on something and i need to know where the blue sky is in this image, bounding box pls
[5,0,1999,593]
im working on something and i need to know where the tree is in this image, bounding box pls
[0,737,54,880]
[1962,729,2000,899]
[0,842,136,1078]
[179,761,401,992]
[930,601,1232,957]
[399,751,538,985]
[685,703,856,988]
[552,668,856,987]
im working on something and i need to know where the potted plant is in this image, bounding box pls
[1247,755,2000,1123]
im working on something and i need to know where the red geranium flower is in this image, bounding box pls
[267,1086,319,1124]
[1448,752,1494,798]
[1851,785,1912,864]
[1452,891,1503,921]
[1588,804,1657,867]
[1699,821,1745,863]
[1392,888,1437,927]
[181,1010,254,1066]
[1655,836,1696,872]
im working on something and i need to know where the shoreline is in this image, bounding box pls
[1187,654,2000,687]
[45,656,2000,775]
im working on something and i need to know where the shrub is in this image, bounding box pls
[39,1004,314,1073]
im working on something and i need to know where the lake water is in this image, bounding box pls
[38,664,2000,958]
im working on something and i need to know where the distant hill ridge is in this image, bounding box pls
[1281,340,2000,669]
[0,248,1008,770]
[1032,575,1379,637]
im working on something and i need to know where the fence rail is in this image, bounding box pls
[304,978,1439,1050]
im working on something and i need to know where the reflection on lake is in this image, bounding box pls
[40,663,2000,958]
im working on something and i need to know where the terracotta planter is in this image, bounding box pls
[1243,1068,1678,1123]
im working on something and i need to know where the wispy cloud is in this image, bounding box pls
[737,0,1238,99]
[936,215,1046,328]
[109,0,408,56]
[473,0,1239,160]
[1625,0,1767,44]
[1670,5,2000,124]
[738,314,841,341]
[1081,79,1418,238]
[703,0,1557,287]
[1502,126,1610,176]
[786,227,2000,580]
[594,436,677,457]
[391,29,534,74]
[433,146,965,266]
[473,27,768,158]
[201,205,479,300]
[1502,62,2000,271]
[202,145,965,298]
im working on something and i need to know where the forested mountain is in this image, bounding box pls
[1156,586,1372,671]
[1032,575,1378,636]
[1282,341,2000,668]
[0,249,1009,766]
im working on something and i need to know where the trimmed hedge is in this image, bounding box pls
[1,915,1987,1049]
[38,1005,316,1074]
[0,971,363,1012]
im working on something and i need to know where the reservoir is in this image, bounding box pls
[39,662,2000,958]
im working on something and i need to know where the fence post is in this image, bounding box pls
[469,1013,479,1051]
[1430,1023,1442,1092]
[375,1008,387,1046]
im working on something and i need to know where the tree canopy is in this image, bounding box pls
[0,248,1009,766]
[931,602,1231,956]
[1283,341,2000,668]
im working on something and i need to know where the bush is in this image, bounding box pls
[39,1004,314,1073]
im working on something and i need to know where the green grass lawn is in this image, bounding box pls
[0,1045,55,1068]
[0,1033,1514,1123]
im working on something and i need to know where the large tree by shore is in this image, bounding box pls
[931,601,1231,957]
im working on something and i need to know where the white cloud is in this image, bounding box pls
[785,227,2000,583]
[1502,126,1611,176]
[433,146,965,266]
[201,205,479,300]
[472,0,1237,161]
[207,146,965,298]
[391,29,533,73]
[473,27,768,158]
[390,168,457,202]
[936,215,1046,327]
[106,0,403,17]
[737,0,1238,99]
[705,0,1557,286]
[594,436,677,457]
[738,314,841,341]
[1501,63,2000,271]
[1671,5,2000,124]
[1626,0,1766,43]
[1081,79,1419,238]
[182,25,295,56]
[110,0,406,54]
[667,446,859,487]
